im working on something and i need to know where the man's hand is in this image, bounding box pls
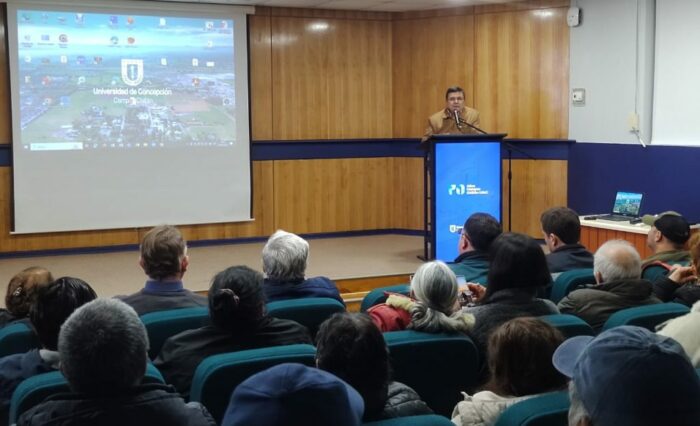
[668,265,697,285]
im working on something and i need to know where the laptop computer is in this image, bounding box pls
[597,191,644,221]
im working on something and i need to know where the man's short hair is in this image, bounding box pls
[553,326,700,426]
[445,86,465,99]
[59,299,148,396]
[540,207,581,245]
[29,277,96,350]
[140,225,187,280]
[463,213,502,251]
[593,239,641,282]
[262,230,309,281]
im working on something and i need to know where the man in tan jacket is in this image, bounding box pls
[422,86,481,142]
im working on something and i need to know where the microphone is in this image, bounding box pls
[453,109,462,130]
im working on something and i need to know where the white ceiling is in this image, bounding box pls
[157,0,524,12]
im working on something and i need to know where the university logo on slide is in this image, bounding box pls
[121,59,144,86]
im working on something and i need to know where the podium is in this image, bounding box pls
[423,134,507,261]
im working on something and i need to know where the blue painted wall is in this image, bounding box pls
[568,143,700,223]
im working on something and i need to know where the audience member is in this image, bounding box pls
[651,232,700,306]
[367,261,474,333]
[0,277,96,422]
[465,233,557,356]
[540,207,593,273]
[657,300,700,367]
[315,312,432,421]
[116,225,207,315]
[0,267,53,328]
[558,239,660,331]
[448,213,502,284]
[154,265,312,398]
[221,363,364,426]
[553,326,700,426]
[262,230,343,304]
[642,211,691,268]
[18,299,216,426]
[452,318,566,426]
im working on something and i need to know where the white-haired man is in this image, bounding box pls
[557,239,660,331]
[262,230,343,304]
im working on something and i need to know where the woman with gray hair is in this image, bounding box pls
[262,230,344,304]
[368,261,474,333]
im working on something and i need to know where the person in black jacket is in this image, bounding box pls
[18,298,215,426]
[154,265,312,398]
[541,207,593,274]
[315,312,432,421]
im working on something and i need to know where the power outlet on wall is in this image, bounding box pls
[572,88,585,106]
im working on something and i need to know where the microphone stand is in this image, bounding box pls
[457,116,535,232]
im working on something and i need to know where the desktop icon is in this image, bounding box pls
[192,58,199,67]
[59,34,68,43]
[160,57,167,66]
[109,15,118,26]
[159,18,166,27]
[127,37,136,45]
[60,55,68,64]
[110,36,119,45]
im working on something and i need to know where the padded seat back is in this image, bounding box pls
[266,297,345,336]
[360,284,410,312]
[364,414,456,425]
[549,269,595,304]
[140,307,210,359]
[602,302,690,332]
[10,363,165,424]
[0,322,40,358]
[539,314,594,338]
[493,391,569,426]
[189,344,317,423]
[383,330,479,417]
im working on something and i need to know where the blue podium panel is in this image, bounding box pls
[433,141,501,261]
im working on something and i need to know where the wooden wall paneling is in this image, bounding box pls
[270,16,392,140]
[474,7,569,138]
[273,158,394,234]
[271,17,329,140]
[501,159,567,237]
[474,0,570,14]
[326,19,392,139]
[580,226,654,258]
[0,6,10,145]
[391,157,424,230]
[249,15,273,141]
[391,15,476,139]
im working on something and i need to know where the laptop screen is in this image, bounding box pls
[612,191,643,216]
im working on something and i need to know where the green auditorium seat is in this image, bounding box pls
[140,307,210,359]
[364,414,455,425]
[9,363,165,424]
[189,344,317,423]
[493,390,569,426]
[360,284,410,312]
[383,330,479,417]
[539,314,594,338]
[602,302,690,332]
[0,322,40,358]
[266,297,345,336]
[549,269,595,304]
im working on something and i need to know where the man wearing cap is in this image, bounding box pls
[552,326,700,426]
[221,363,364,426]
[557,239,660,332]
[642,211,691,268]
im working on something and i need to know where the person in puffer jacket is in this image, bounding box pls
[367,261,474,334]
[316,312,433,422]
[452,317,567,426]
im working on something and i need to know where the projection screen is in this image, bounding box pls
[7,0,253,233]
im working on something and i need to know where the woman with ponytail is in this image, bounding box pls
[368,261,474,334]
[154,266,312,398]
